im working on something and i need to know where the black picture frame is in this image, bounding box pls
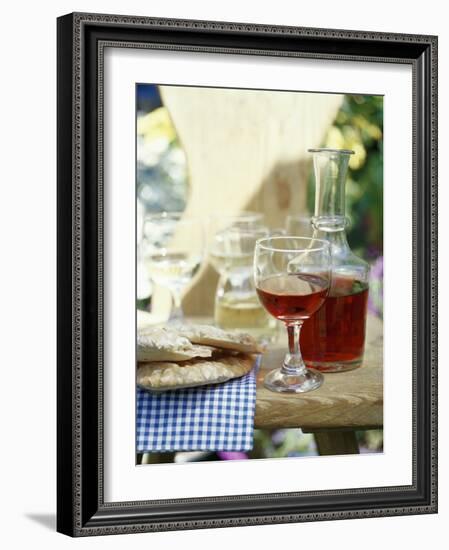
[57,12,438,537]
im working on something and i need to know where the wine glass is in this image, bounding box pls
[254,236,331,393]
[285,214,313,237]
[209,224,269,279]
[208,212,265,272]
[142,212,204,321]
[209,211,264,231]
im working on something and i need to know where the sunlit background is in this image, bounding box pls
[136,84,384,463]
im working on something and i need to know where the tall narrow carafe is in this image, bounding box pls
[300,148,370,372]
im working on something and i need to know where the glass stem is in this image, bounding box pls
[169,289,183,321]
[282,321,307,376]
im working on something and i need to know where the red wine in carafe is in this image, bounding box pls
[300,276,369,371]
[306,147,371,372]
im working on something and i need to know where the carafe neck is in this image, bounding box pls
[309,147,354,232]
[313,226,351,254]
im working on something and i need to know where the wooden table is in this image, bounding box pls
[138,313,383,460]
[254,314,383,455]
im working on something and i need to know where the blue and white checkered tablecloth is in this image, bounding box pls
[137,364,258,453]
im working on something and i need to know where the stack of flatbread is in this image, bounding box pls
[137,324,263,391]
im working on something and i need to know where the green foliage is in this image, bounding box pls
[356,429,384,452]
[248,428,383,458]
[308,95,384,258]
[249,429,316,458]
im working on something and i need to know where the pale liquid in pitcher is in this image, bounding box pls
[214,291,278,343]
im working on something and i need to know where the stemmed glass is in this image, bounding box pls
[285,214,313,238]
[254,236,331,393]
[142,212,204,321]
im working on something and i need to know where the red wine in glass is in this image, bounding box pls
[256,273,328,321]
[254,235,330,393]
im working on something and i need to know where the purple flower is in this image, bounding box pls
[271,430,285,446]
[368,255,383,318]
[217,451,248,460]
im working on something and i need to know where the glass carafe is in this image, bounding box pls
[300,148,370,372]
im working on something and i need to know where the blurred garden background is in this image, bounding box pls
[136,84,384,463]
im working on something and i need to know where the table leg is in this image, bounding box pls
[141,452,176,464]
[314,430,360,455]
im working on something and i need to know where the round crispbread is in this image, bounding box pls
[173,324,263,354]
[137,328,215,362]
[137,353,254,391]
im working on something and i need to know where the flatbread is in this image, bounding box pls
[173,324,263,354]
[137,353,254,391]
[137,328,215,362]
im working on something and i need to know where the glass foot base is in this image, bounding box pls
[263,367,323,393]
[305,359,362,373]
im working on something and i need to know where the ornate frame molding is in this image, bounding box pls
[57,12,437,536]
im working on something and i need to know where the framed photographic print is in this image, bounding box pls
[57,12,438,536]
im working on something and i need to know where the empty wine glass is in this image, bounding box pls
[285,214,314,237]
[254,236,331,393]
[142,212,204,321]
[210,224,269,279]
[209,211,264,231]
[208,212,265,275]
